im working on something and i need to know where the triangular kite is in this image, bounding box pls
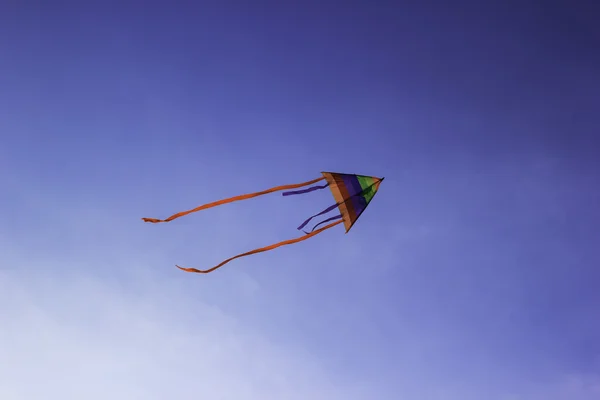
[143,171,384,274]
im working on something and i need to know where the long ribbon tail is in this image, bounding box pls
[176,219,343,274]
[142,176,326,223]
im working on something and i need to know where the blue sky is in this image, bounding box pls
[1,1,599,399]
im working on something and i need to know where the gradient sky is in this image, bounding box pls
[1,1,599,399]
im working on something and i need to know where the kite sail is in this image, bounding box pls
[142,171,384,274]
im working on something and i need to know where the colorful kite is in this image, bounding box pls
[142,171,384,274]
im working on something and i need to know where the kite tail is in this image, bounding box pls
[281,183,329,196]
[296,202,339,230]
[142,176,326,223]
[303,214,343,234]
[176,219,343,274]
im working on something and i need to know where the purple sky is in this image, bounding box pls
[1,1,599,399]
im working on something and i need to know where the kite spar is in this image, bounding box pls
[142,172,384,274]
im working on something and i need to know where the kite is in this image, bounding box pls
[142,171,384,274]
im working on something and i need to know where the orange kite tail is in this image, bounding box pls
[142,176,326,223]
[176,219,343,274]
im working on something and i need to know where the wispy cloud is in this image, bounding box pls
[0,266,371,400]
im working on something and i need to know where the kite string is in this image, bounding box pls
[176,219,344,274]
[142,176,326,223]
